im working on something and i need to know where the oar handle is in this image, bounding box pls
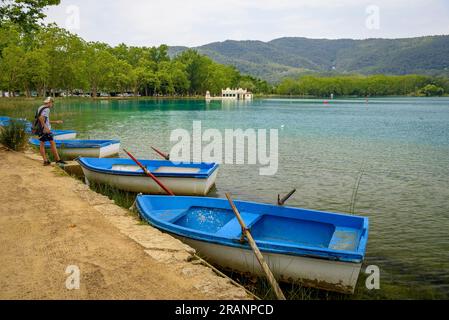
[225,193,286,300]
[151,146,170,160]
[124,149,175,196]
[278,189,296,206]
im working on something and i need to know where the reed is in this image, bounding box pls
[45,143,70,162]
[0,119,29,151]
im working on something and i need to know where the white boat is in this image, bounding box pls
[29,138,120,159]
[136,195,369,294]
[76,158,219,196]
[53,130,77,140]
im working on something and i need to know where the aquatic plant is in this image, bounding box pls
[0,119,28,151]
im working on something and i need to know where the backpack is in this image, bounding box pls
[32,106,49,136]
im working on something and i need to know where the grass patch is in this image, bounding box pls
[224,266,448,300]
[45,142,71,162]
[87,181,150,225]
[29,143,71,163]
[219,270,348,300]
[87,181,139,212]
[0,119,29,151]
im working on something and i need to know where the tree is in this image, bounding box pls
[0,21,20,56]
[130,66,147,96]
[156,65,174,95]
[175,49,210,94]
[0,0,60,33]
[21,48,49,96]
[35,25,86,95]
[419,84,444,96]
[0,44,25,95]
[164,61,189,95]
[0,5,270,98]
[84,43,116,97]
[109,59,132,94]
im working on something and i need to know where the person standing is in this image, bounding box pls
[37,97,66,166]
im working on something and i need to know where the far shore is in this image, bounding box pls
[1,93,447,106]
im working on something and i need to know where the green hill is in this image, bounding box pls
[169,36,449,83]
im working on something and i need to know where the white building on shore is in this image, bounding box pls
[206,88,253,100]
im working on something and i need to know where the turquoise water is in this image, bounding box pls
[3,97,449,298]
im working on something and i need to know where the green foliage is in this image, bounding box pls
[174,49,239,95]
[418,84,444,96]
[0,118,28,150]
[88,181,137,211]
[0,0,60,33]
[169,36,449,83]
[0,22,266,97]
[276,74,436,97]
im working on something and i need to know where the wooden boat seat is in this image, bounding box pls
[215,211,261,238]
[328,227,360,251]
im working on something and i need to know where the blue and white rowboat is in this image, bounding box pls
[1,116,77,139]
[136,195,369,294]
[77,158,219,196]
[29,138,120,159]
[0,116,32,132]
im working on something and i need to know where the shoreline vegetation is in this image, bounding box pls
[1,18,447,100]
[0,21,271,99]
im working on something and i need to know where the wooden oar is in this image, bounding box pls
[151,146,170,160]
[225,193,286,300]
[123,149,175,196]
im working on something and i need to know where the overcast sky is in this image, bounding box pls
[44,0,449,47]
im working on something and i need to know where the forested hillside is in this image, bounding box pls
[169,36,449,83]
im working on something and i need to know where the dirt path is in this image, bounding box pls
[0,147,249,300]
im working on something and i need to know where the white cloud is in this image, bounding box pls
[44,0,449,47]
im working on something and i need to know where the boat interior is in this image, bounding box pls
[78,158,218,177]
[139,197,367,253]
[112,164,201,174]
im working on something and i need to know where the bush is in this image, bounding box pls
[0,119,29,151]
[418,84,445,96]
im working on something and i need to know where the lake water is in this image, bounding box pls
[3,97,449,298]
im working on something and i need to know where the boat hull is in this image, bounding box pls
[53,131,77,140]
[82,167,218,196]
[135,195,368,294]
[29,139,121,160]
[56,143,120,159]
[174,235,361,294]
